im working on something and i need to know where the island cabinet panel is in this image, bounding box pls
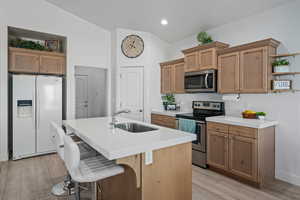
[207,121,275,188]
[9,49,40,73]
[229,135,258,182]
[96,142,192,200]
[141,142,192,200]
[160,58,185,94]
[218,52,240,93]
[184,51,199,72]
[207,131,229,171]
[40,55,65,75]
[239,47,268,93]
[151,114,176,129]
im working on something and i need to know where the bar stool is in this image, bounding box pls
[50,122,97,196]
[63,135,124,200]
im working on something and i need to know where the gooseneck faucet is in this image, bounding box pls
[110,109,131,126]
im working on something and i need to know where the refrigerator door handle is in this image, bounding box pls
[36,88,40,129]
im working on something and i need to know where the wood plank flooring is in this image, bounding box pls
[0,154,299,200]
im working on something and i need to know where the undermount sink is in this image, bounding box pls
[115,122,158,133]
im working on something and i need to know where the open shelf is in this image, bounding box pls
[270,52,300,58]
[272,72,300,76]
[271,89,300,93]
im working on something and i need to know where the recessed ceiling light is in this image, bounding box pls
[161,19,168,26]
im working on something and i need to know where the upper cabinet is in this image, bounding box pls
[217,39,280,94]
[160,58,185,94]
[182,42,229,72]
[9,47,66,75]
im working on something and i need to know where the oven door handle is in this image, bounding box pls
[204,73,209,89]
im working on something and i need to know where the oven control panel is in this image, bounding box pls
[193,101,223,111]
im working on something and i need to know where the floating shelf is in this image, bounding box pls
[272,72,300,76]
[270,52,300,58]
[271,89,300,93]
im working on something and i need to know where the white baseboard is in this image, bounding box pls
[0,152,8,161]
[276,170,300,186]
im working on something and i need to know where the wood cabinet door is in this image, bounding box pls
[207,131,228,170]
[184,51,199,72]
[199,48,217,70]
[240,47,268,93]
[9,50,39,73]
[40,55,65,75]
[229,135,258,182]
[173,62,185,93]
[161,65,173,93]
[218,52,240,93]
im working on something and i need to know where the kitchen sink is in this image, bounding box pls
[115,122,158,133]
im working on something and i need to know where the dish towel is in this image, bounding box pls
[178,118,196,133]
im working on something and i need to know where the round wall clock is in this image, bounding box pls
[121,34,144,58]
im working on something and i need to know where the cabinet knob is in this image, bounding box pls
[240,160,244,165]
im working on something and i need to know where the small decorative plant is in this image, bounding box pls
[161,94,176,110]
[272,59,290,73]
[9,38,50,51]
[256,112,266,120]
[197,32,213,45]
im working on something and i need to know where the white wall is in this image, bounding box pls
[168,1,300,185]
[114,28,170,122]
[0,0,111,161]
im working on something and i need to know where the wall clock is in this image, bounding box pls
[121,34,144,58]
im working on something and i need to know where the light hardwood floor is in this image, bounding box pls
[0,154,299,200]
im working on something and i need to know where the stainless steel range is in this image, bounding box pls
[176,101,225,168]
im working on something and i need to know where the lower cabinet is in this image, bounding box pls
[207,122,275,187]
[151,114,176,129]
[207,131,228,171]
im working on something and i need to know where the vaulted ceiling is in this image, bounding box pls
[46,0,294,43]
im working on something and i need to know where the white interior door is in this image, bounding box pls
[12,75,36,159]
[75,75,89,119]
[36,76,62,153]
[119,67,144,121]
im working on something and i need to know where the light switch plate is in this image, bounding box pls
[145,151,153,165]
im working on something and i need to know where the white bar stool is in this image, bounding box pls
[64,135,124,200]
[50,122,97,196]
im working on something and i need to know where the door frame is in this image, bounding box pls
[116,66,145,121]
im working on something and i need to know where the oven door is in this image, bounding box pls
[185,70,216,93]
[192,121,206,152]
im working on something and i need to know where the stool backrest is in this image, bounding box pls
[64,135,80,175]
[50,122,65,159]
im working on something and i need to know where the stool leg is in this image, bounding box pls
[75,182,81,200]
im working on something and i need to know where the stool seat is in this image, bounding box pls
[71,155,124,183]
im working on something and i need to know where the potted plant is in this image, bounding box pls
[256,112,266,120]
[197,32,213,45]
[272,59,290,73]
[161,94,176,111]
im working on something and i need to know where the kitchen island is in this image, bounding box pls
[63,117,196,200]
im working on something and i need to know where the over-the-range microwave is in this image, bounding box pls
[184,70,217,93]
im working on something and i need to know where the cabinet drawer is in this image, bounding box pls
[207,122,229,133]
[229,125,257,139]
[151,114,176,129]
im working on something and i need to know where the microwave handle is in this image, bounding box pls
[205,73,209,88]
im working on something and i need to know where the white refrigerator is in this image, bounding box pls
[12,75,62,160]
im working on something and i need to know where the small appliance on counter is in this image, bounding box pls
[176,101,225,168]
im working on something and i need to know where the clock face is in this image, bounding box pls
[121,35,144,58]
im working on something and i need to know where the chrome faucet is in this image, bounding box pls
[110,109,131,126]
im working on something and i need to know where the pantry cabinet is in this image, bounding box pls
[9,47,66,75]
[207,121,275,187]
[160,58,185,94]
[217,39,280,94]
[182,42,229,72]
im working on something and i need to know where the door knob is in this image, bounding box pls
[139,109,143,112]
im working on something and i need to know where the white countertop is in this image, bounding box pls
[63,117,196,160]
[206,116,278,129]
[151,109,189,117]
